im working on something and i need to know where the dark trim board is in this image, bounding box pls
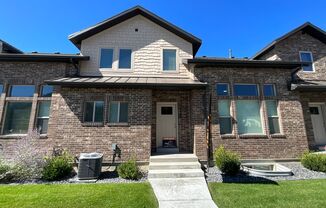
[0,53,90,62]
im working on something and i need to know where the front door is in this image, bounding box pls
[310,104,326,145]
[156,102,178,149]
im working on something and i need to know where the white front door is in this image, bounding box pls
[310,104,326,145]
[156,102,178,148]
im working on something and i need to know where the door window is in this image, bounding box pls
[161,107,173,115]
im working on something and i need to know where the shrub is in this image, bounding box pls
[42,151,73,181]
[117,159,140,180]
[214,146,241,175]
[301,152,326,173]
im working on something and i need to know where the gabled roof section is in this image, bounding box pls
[252,22,326,60]
[69,6,202,55]
[0,39,23,54]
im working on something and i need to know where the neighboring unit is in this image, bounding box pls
[0,6,325,164]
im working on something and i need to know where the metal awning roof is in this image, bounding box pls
[291,80,326,91]
[45,76,207,88]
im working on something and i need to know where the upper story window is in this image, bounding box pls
[216,83,229,96]
[0,84,3,93]
[100,48,114,69]
[9,85,35,97]
[118,49,132,69]
[299,51,314,72]
[234,84,259,96]
[263,84,276,96]
[40,85,53,97]
[163,49,177,71]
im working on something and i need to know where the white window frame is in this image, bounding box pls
[84,101,104,123]
[299,51,315,73]
[98,48,114,70]
[233,83,260,96]
[36,101,51,135]
[161,48,179,73]
[108,101,128,123]
[118,48,133,71]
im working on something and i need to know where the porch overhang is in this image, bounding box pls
[291,81,326,91]
[45,76,207,89]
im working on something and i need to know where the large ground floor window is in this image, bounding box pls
[3,102,32,134]
[236,100,263,134]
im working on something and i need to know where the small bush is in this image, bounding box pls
[117,159,140,180]
[301,152,326,173]
[42,151,73,181]
[214,146,241,175]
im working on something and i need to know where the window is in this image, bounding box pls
[3,102,32,134]
[40,85,53,97]
[161,107,173,115]
[36,101,51,134]
[236,100,263,134]
[100,49,114,68]
[109,101,128,123]
[84,101,104,123]
[163,49,177,71]
[0,84,3,93]
[216,83,229,96]
[299,51,314,72]
[266,100,280,134]
[118,49,132,69]
[218,100,232,134]
[9,85,35,97]
[234,84,258,96]
[263,84,276,96]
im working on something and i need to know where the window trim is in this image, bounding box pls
[233,83,259,97]
[108,101,129,124]
[161,48,179,73]
[299,51,315,73]
[216,83,230,96]
[98,48,114,70]
[83,101,104,123]
[118,48,133,71]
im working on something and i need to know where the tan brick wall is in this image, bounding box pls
[80,15,193,78]
[195,67,309,159]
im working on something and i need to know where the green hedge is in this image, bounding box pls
[42,152,73,181]
[301,152,326,173]
[117,159,140,180]
[214,146,241,175]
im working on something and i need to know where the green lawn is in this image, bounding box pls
[209,179,326,208]
[0,183,158,208]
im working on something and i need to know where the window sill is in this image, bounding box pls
[0,134,27,139]
[239,134,268,139]
[107,123,129,127]
[221,134,236,139]
[82,122,104,127]
[270,134,286,139]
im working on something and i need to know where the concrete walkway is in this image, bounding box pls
[148,154,217,208]
[149,177,217,208]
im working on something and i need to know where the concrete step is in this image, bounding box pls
[148,169,204,178]
[149,162,201,170]
[150,154,198,163]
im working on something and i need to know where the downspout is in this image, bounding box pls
[288,66,302,90]
[203,83,212,167]
[70,58,80,77]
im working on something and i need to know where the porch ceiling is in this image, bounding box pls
[45,76,207,89]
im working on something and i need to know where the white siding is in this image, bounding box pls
[79,15,193,77]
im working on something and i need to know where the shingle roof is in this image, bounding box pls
[252,22,326,60]
[0,39,23,54]
[69,6,202,55]
[0,53,89,62]
[45,76,207,88]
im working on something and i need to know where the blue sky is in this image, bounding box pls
[1,0,325,58]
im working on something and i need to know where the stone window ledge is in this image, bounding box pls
[221,134,236,139]
[107,123,129,127]
[270,134,286,139]
[82,122,104,127]
[239,134,268,139]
